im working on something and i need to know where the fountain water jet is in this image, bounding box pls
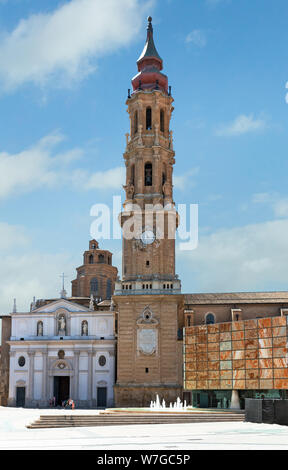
[150,395,188,411]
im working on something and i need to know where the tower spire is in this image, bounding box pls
[132,16,168,94]
[137,16,163,65]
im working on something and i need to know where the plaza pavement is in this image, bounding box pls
[0,406,288,450]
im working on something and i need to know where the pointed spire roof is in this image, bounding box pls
[137,17,163,68]
[131,16,168,94]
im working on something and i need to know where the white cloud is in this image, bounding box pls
[0,222,29,251]
[0,0,150,91]
[186,30,207,48]
[0,132,127,199]
[73,166,125,191]
[0,133,200,199]
[174,167,199,191]
[177,218,288,292]
[252,192,288,218]
[0,132,83,199]
[215,114,268,137]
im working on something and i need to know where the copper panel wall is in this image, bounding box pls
[184,316,288,390]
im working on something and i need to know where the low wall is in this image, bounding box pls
[245,398,288,425]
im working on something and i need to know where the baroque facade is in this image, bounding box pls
[7,298,115,408]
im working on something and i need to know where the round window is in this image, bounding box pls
[18,356,25,367]
[99,355,106,367]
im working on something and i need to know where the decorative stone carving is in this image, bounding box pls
[137,329,157,355]
[123,181,134,200]
[154,123,159,146]
[163,181,172,198]
[136,306,159,356]
[137,124,143,147]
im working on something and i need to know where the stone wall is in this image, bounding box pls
[114,385,182,408]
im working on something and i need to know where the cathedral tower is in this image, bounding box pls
[72,239,118,301]
[113,18,183,407]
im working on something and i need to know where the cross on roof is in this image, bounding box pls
[60,272,68,291]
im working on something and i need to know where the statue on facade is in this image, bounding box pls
[37,321,43,337]
[163,180,172,198]
[58,315,66,335]
[123,181,134,200]
[30,296,36,312]
[89,294,95,311]
[81,321,88,336]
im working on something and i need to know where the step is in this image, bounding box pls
[27,415,244,428]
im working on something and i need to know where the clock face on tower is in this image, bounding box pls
[140,230,155,245]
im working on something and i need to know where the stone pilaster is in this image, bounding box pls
[27,351,35,406]
[87,351,93,406]
[41,350,48,406]
[8,351,16,406]
[73,350,80,401]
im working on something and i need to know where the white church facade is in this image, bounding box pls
[7,298,115,408]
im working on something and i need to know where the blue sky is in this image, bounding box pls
[1,0,288,312]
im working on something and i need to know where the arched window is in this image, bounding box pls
[205,313,215,325]
[106,279,112,299]
[90,278,98,295]
[160,109,165,133]
[145,162,152,186]
[134,111,138,135]
[146,107,152,130]
[131,164,135,185]
[88,254,94,264]
[98,254,105,263]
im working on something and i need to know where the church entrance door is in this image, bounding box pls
[97,387,107,408]
[16,387,25,407]
[54,377,70,406]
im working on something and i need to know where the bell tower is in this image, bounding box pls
[113,17,183,407]
[115,16,181,295]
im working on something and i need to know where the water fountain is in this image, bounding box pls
[149,394,188,412]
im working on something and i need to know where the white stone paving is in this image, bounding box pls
[0,406,288,450]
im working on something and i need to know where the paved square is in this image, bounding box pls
[0,407,288,450]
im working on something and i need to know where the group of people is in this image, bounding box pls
[62,398,75,409]
[49,397,75,409]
